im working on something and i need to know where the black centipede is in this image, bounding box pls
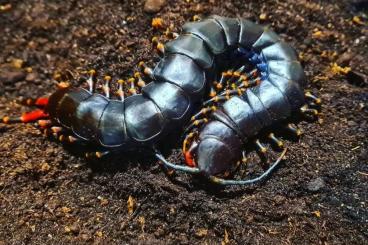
[2,15,321,186]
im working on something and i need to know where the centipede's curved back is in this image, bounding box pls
[46,16,306,150]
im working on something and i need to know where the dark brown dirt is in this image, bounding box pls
[0,0,367,244]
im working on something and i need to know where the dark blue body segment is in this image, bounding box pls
[98,100,127,147]
[152,54,207,97]
[73,94,109,140]
[210,16,240,48]
[183,18,227,55]
[57,88,92,129]
[165,35,214,70]
[124,95,165,142]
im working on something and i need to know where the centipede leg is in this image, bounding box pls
[152,37,165,57]
[300,104,319,119]
[85,150,110,159]
[268,133,284,149]
[183,118,209,135]
[138,61,154,80]
[42,126,64,140]
[192,15,202,22]
[286,123,303,137]
[190,106,217,122]
[164,29,179,39]
[134,72,147,89]
[254,139,268,164]
[102,75,112,98]
[305,91,321,106]
[202,94,233,107]
[37,119,52,129]
[254,139,267,154]
[202,88,247,107]
[86,69,97,93]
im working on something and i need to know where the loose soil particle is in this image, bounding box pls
[0,0,367,244]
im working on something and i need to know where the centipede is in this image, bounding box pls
[2,15,321,186]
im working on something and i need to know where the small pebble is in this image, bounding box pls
[336,52,353,66]
[0,70,26,84]
[346,70,367,87]
[25,72,38,82]
[307,177,325,192]
[144,0,166,13]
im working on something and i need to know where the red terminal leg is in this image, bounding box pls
[34,97,49,107]
[2,96,49,124]
[20,109,48,123]
[22,97,49,107]
[3,109,48,124]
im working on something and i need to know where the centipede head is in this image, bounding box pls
[183,131,238,176]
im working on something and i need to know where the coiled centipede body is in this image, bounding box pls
[2,16,321,186]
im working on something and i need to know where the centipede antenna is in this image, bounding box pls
[154,151,201,174]
[117,79,125,101]
[102,75,111,98]
[87,69,96,92]
[209,148,287,186]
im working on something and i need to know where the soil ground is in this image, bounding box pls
[0,0,367,244]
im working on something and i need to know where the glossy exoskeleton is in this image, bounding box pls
[3,16,320,186]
